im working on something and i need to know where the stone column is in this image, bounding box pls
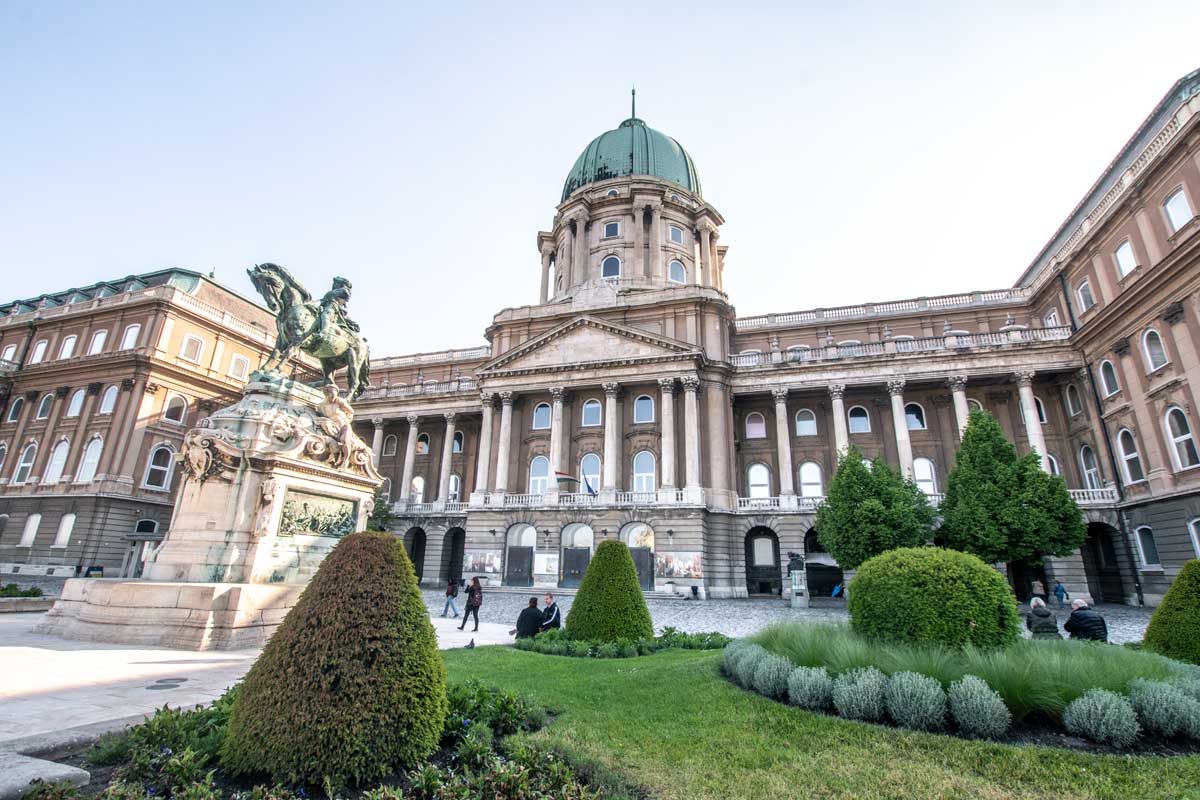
[494,392,514,493]
[473,392,494,497]
[400,414,419,501]
[573,215,589,285]
[702,224,716,287]
[649,205,663,280]
[539,246,553,303]
[1162,302,1200,413]
[772,387,795,495]
[1015,370,1049,472]
[602,382,620,494]
[948,375,970,439]
[682,376,702,490]
[888,379,914,478]
[370,417,385,467]
[829,383,849,457]
[437,412,456,501]
[633,205,646,278]
[658,378,677,489]
[548,387,565,499]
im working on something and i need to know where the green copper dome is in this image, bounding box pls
[561,117,702,202]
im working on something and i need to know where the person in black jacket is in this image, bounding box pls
[1063,598,1108,642]
[458,577,483,632]
[540,592,561,632]
[1025,597,1062,639]
[514,597,543,639]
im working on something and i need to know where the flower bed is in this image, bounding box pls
[513,626,730,659]
[726,622,1200,752]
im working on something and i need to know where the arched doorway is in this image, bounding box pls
[1081,521,1124,603]
[620,522,655,591]
[504,524,536,587]
[744,527,781,596]
[804,529,843,597]
[443,527,465,585]
[403,527,427,581]
[560,523,594,588]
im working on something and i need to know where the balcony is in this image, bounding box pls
[390,500,468,516]
[1069,486,1119,507]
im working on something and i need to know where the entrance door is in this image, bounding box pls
[561,547,591,588]
[1082,524,1124,603]
[629,547,654,591]
[405,529,427,581]
[505,546,534,587]
[745,529,781,596]
[445,528,465,585]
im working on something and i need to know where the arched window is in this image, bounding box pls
[563,523,594,550]
[531,403,551,430]
[528,455,550,494]
[143,445,175,489]
[14,443,38,484]
[58,335,77,360]
[77,437,103,482]
[580,453,601,494]
[416,433,430,454]
[29,340,48,364]
[795,409,817,436]
[1165,406,1200,470]
[6,397,23,423]
[1,343,15,362]
[448,474,461,501]
[66,389,85,418]
[98,385,118,414]
[44,439,70,483]
[1116,429,1145,484]
[452,431,464,453]
[88,329,108,355]
[52,513,76,548]
[1046,453,1061,476]
[668,259,686,283]
[410,475,425,503]
[18,513,41,547]
[1143,329,1169,372]
[1113,241,1137,278]
[135,519,158,535]
[632,450,656,493]
[634,394,654,424]
[1076,279,1096,312]
[379,477,392,502]
[623,521,654,549]
[0,443,6,472]
[848,405,870,433]
[119,324,141,350]
[36,394,53,420]
[581,399,602,427]
[1065,385,1083,417]
[1099,361,1120,396]
[913,457,937,495]
[382,434,398,457]
[1135,526,1161,567]
[968,399,984,413]
[1035,397,1047,424]
[162,394,187,424]
[1079,445,1102,491]
[601,255,621,279]
[787,345,810,362]
[507,523,536,548]
[1164,188,1194,233]
[606,189,619,198]
[745,412,767,439]
[905,403,926,430]
[799,462,823,497]
[747,463,771,498]
[669,225,684,245]
[837,339,864,357]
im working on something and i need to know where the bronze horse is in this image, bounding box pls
[247,263,372,399]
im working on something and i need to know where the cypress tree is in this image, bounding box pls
[565,540,654,642]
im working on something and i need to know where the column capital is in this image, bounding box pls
[540,243,555,258]
[549,386,565,402]
[771,387,789,403]
[681,375,701,393]
[886,379,906,397]
[405,414,419,425]
[371,416,384,428]
[1162,300,1186,325]
[1014,370,1036,388]
[444,412,457,423]
[657,377,676,393]
[1075,367,1091,384]
[946,375,968,392]
[499,391,514,406]
[1111,336,1131,357]
[828,383,846,400]
[480,391,495,407]
[602,381,620,397]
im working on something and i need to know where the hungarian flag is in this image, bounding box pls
[556,471,597,496]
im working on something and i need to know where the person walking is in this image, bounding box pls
[1053,581,1069,608]
[540,592,561,632]
[1025,596,1062,639]
[1030,578,1047,602]
[514,596,543,639]
[458,576,483,633]
[441,578,460,618]
[1063,598,1108,642]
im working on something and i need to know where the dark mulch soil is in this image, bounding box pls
[1006,719,1200,757]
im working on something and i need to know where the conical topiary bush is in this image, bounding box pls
[565,539,654,642]
[1144,559,1200,665]
[221,532,447,787]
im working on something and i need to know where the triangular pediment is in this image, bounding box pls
[480,316,700,374]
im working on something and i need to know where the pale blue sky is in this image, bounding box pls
[2,1,1197,355]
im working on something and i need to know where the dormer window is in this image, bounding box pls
[669,225,684,245]
[603,221,620,238]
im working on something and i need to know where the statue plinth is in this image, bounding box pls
[36,374,383,650]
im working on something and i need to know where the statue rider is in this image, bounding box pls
[303,276,360,348]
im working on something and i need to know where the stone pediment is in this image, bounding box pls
[480,316,700,375]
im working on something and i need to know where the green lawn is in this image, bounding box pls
[443,647,1200,800]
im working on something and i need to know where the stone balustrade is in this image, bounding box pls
[359,377,479,400]
[733,287,1032,331]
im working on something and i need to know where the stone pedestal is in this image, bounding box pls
[36,374,382,650]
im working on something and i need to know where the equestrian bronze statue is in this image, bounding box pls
[247,263,372,399]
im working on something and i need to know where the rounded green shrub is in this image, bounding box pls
[1129,679,1200,739]
[885,671,946,731]
[564,540,654,642]
[947,675,1011,739]
[832,667,887,722]
[1063,689,1140,748]
[222,532,447,787]
[752,654,793,699]
[1144,559,1200,665]
[722,640,752,676]
[787,666,833,710]
[849,547,1019,649]
[734,645,770,690]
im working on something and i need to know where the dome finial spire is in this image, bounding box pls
[631,85,636,119]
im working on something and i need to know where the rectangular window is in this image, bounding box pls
[180,334,204,363]
[603,221,619,238]
[228,354,250,380]
[752,537,774,566]
[1114,241,1137,278]
[669,225,684,245]
[1077,280,1095,312]
[1136,527,1161,567]
[1189,519,1200,559]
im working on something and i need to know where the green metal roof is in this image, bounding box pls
[561,117,702,202]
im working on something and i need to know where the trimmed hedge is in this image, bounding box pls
[564,540,654,642]
[1144,559,1200,665]
[222,532,447,787]
[849,547,1019,649]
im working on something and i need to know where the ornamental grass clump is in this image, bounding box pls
[832,666,887,722]
[222,532,447,788]
[1144,559,1200,665]
[787,666,834,711]
[885,671,946,731]
[947,675,1011,739]
[1128,679,1200,739]
[565,540,654,642]
[1062,689,1140,748]
[752,654,794,700]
